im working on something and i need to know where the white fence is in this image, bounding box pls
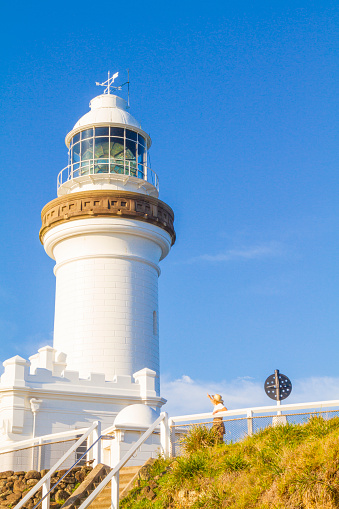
[9,399,339,509]
[168,399,339,455]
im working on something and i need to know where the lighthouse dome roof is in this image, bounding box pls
[73,94,142,130]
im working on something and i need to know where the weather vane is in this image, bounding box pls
[95,70,130,107]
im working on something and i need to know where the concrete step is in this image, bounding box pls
[87,466,143,509]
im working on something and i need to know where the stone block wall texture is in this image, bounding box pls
[0,466,92,509]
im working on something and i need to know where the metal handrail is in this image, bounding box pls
[14,421,100,509]
[0,427,89,455]
[77,412,168,509]
[57,159,159,191]
[30,433,114,509]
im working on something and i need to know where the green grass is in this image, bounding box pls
[120,416,339,508]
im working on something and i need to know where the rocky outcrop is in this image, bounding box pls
[0,466,93,509]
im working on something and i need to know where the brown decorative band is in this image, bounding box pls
[40,191,176,245]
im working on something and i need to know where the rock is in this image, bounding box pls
[50,504,61,509]
[55,489,69,503]
[27,479,39,486]
[22,503,34,509]
[5,482,13,488]
[14,480,27,492]
[57,470,68,477]
[141,486,156,500]
[6,492,22,505]
[146,489,156,500]
[148,480,157,489]
[0,491,11,500]
[63,477,74,483]
[8,476,19,481]
[25,471,41,481]
[41,470,49,477]
[75,471,85,483]
[14,472,26,476]
[0,472,13,479]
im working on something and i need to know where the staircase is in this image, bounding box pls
[88,466,140,508]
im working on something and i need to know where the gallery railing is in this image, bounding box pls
[57,159,159,191]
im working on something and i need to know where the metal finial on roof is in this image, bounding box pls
[95,71,120,94]
[95,70,130,108]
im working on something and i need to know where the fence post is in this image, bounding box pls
[160,413,170,458]
[111,472,119,509]
[92,421,101,467]
[41,477,50,509]
[169,419,175,458]
[38,437,43,471]
[247,410,253,436]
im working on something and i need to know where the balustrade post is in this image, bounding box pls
[160,413,170,458]
[38,437,43,471]
[169,419,176,458]
[41,477,50,509]
[111,472,119,509]
[247,410,253,436]
[92,421,101,467]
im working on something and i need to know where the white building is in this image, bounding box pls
[0,77,175,469]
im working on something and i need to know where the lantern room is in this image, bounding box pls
[57,93,158,197]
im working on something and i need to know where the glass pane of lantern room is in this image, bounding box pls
[138,144,145,179]
[72,143,80,163]
[125,139,137,176]
[72,133,80,145]
[110,127,124,137]
[94,137,110,159]
[126,129,138,141]
[95,127,109,137]
[110,138,124,174]
[81,138,93,160]
[81,128,93,140]
[94,137,109,173]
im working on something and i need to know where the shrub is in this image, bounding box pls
[172,452,209,483]
[222,452,249,472]
[179,424,219,454]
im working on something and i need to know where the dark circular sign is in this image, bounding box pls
[264,371,292,401]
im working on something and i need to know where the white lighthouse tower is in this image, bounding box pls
[40,77,175,389]
[0,75,175,469]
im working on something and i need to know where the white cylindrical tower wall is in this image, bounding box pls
[43,218,171,393]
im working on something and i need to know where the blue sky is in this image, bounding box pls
[0,1,338,414]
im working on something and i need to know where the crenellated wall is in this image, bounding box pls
[0,346,165,471]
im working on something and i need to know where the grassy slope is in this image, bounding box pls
[120,417,339,509]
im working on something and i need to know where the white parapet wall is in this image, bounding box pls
[0,346,165,471]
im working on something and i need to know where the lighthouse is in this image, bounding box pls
[0,74,175,469]
[40,76,175,389]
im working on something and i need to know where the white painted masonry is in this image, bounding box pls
[0,87,174,468]
[44,218,171,387]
